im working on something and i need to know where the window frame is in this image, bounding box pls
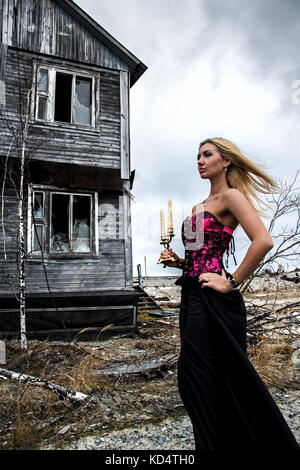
[28,186,97,259]
[36,69,50,121]
[32,223,45,253]
[30,190,46,255]
[34,65,96,128]
[49,191,93,254]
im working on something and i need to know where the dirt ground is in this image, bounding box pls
[0,274,299,450]
[0,316,184,450]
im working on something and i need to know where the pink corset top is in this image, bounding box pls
[181,211,236,278]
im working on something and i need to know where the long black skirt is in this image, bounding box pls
[176,278,299,450]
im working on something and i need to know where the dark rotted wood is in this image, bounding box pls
[0,289,138,335]
[29,160,123,192]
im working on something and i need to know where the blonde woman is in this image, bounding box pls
[160,138,298,450]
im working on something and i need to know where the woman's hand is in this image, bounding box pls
[198,269,234,293]
[159,248,181,267]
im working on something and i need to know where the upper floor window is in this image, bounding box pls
[35,67,95,127]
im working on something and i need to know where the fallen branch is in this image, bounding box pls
[0,367,88,401]
[97,354,178,377]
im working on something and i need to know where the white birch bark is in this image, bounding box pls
[18,88,32,351]
[0,367,87,401]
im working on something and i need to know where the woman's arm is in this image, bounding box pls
[224,188,273,284]
[199,188,273,293]
[159,248,185,268]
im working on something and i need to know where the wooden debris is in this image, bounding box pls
[97,354,178,377]
[0,367,87,401]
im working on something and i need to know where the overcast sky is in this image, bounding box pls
[75,0,300,276]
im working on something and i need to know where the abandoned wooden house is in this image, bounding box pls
[0,0,147,338]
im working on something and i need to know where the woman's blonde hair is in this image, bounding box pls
[199,137,279,214]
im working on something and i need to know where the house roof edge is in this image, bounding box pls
[54,0,147,86]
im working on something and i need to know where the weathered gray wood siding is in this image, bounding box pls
[0,0,135,295]
[0,48,123,169]
[0,192,19,294]
[0,191,127,293]
[1,0,130,73]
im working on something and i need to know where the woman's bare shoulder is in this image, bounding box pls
[223,188,244,199]
[222,188,249,205]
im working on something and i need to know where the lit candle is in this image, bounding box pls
[168,200,173,233]
[160,209,166,239]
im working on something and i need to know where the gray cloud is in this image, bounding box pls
[75,0,300,274]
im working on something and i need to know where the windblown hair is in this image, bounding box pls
[199,137,279,214]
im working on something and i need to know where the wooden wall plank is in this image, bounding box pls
[0,191,127,294]
[3,0,130,73]
[120,70,130,180]
[0,49,122,170]
[122,182,133,287]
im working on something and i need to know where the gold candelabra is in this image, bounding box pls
[157,200,175,267]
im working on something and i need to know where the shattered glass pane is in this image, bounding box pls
[33,192,44,218]
[38,70,48,92]
[33,225,44,252]
[38,96,47,120]
[72,195,91,252]
[51,194,70,252]
[74,77,92,125]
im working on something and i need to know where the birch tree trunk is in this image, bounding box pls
[18,148,26,350]
[0,367,88,401]
[18,89,32,351]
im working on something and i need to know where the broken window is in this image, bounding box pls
[33,225,44,252]
[54,73,92,125]
[36,69,49,121]
[51,193,70,252]
[31,191,45,253]
[50,193,91,253]
[30,188,94,257]
[75,77,92,125]
[35,66,95,126]
[54,72,73,123]
[33,191,44,218]
[72,195,91,252]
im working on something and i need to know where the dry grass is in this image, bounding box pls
[0,303,297,449]
[248,337,293,388]
[61,349,105,393]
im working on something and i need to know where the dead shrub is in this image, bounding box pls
[62,349,104,393]
[249,337,293,388]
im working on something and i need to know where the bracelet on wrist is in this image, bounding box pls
[232,273,240,285]
[226,272,240,289]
